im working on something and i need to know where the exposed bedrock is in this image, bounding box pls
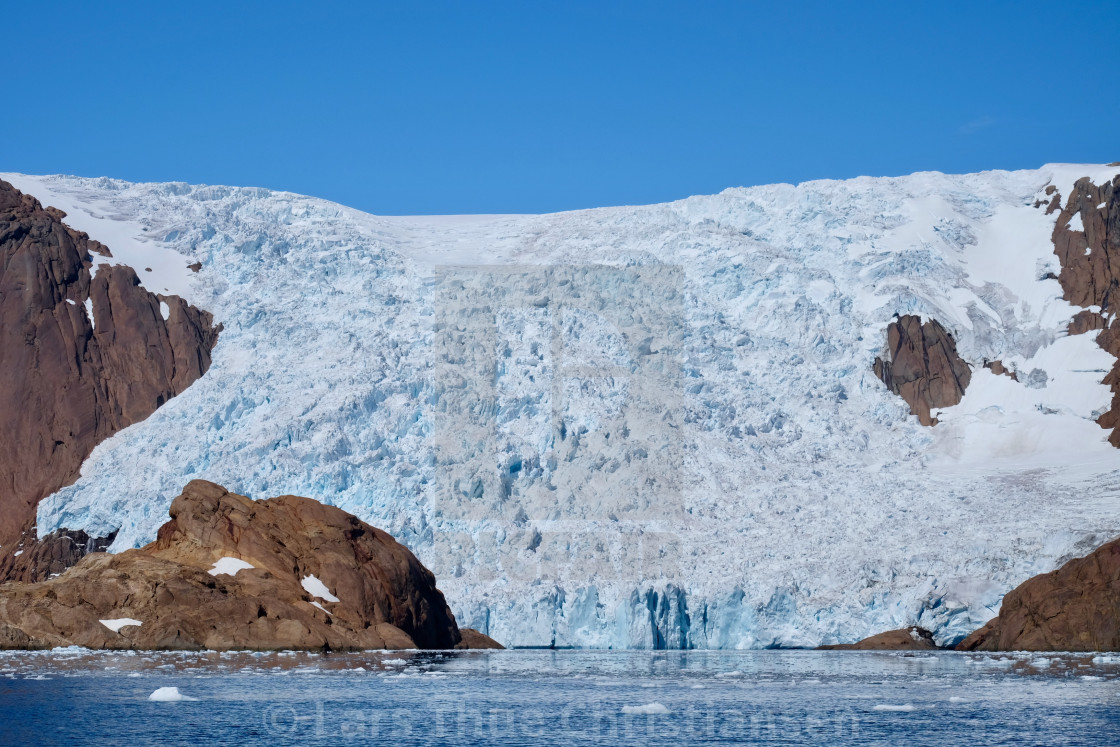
[957,535,1120,651]
[0,179,220,577]
[818,626,939,651]
[872,315,971,425]
[1050,175,1120,445]
[1051,175,1120,310]
[0,480,502,651]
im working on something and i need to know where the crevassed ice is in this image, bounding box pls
[9,165,1120,649]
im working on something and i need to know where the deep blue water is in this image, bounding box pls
[2,648,1119,745]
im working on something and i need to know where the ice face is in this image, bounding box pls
[6,164,1120,649]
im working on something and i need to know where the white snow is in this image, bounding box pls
[1067,212,1084,232]
[301,575,339,603]
[207,557,254,577]
[99,618,142,633]
[873,704,916,712]
[621,703,670,715]
[12,163,1120,650]
[309,601,332,615]
[66,299,75,306]
[0,173,200,302]
[159,300,170,321]
[84,298,94,329]
[12,550,21,557]
[148,686,197,702]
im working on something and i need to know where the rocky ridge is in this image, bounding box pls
[0,179,220,580]
[1048,174,1120,443]
[0,480,501,650]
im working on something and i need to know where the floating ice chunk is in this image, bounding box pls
[208,557,255,577]
[148,686,197,702]
[301,575,340,602]
[1080,675,1104,681]
[873,704,916,712]
[1093,655,1120,664]
[100,618,142,633]
[621,703,670,715]
[949,696,967,703]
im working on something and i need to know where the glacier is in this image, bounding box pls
[4,164,1120,649]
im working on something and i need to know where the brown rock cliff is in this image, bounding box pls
[1047,174,1120,445]
[0,179,220,577]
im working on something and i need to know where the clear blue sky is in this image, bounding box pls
[4,1,1117,214]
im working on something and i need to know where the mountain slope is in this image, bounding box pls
[0,180,219,579]
[3,165,1119,648]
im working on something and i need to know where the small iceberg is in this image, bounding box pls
[873,704,916,712]
[621,703,670,715]
[949,696,967,703]
[148,687,197,702]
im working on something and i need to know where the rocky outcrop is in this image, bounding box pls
[0,480,502,651]
[0,179,220,576]
[1047,175,1120,445]
[819,626,938,650]
[983,359,1018,381]
[873,315,972,425]
[456,628,505,649]
[956,535,1120,651]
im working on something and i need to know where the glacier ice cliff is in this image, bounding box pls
[3,164,1120,648]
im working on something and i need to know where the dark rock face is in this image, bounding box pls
[1046,174,1120,445]
[957,536,1120,651]
[0,480,493,651]
[0,179,220,576]
[1051,176,1120,310]
[819,626,938,650]
[0,527,117,584]
[873,315,972,425]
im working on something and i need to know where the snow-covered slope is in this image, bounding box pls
[4,165,1120,649]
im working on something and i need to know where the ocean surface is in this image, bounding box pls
[2,648,1119,745]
